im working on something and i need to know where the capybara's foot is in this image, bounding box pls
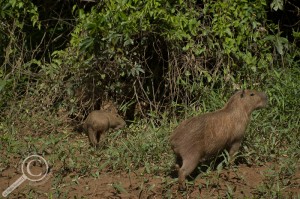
[178,182,186,191]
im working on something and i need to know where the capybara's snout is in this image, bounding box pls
[258,91,268,108]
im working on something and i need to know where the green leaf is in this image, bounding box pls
[270,0,284,11]
[0,79,8,92]
[79,37,94,51]
[112,183,128,194]
[123,38,134,46]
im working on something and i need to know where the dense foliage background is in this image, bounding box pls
[1,0,299,125]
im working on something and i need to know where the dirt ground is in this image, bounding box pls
[1,160,299,198]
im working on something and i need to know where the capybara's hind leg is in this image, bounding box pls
[88,128,97,147]
[178,156,199,190]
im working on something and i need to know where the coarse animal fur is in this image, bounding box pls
[170,89,268,190]
[83,109,126,147]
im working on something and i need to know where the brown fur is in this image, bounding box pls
[170,89,268,190]
[101,101,118,113]
[83,109,126,147]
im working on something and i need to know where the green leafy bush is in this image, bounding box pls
[0,0,299,126]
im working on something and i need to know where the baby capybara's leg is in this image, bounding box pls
[96,130,102,143]
[88,128,97,146]
[178,156,200,190]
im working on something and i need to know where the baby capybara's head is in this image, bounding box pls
[226,89,268,113]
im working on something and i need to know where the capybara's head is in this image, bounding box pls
[227,89,268,113]
[110,113,126,129]
[101,101,118,114]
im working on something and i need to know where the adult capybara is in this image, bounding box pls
[170,89,268,190]
[83,109,126,147]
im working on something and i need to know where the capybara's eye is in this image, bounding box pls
[250,93,255,96]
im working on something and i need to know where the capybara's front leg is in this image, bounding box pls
[178,156,199,190]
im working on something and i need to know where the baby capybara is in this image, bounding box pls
[83,110,126,147]
[170,89,268,190]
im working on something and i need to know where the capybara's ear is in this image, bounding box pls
[232,89,239,96]
[240,89,245,98]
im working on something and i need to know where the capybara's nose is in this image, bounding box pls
[263,92,268,100]
[262,92,268,102]
[260,92,268,107]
